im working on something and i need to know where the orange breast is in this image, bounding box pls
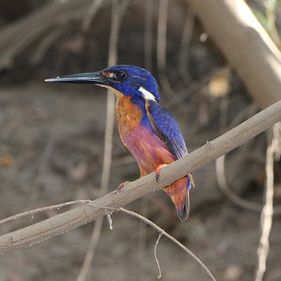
[115,96,143,133]
[115,95,175,175]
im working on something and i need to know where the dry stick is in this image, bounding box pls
[156,0,174,98]
[216,144,281,214]
[255,122,281,281]
[106,214,113,230]
[144,0,153,71]
[215,102,281,213]
[153,233,163,279]
[76,218,102,281]
[216,98,262,212]
[157,0,168,70]
[216,153,281,214]
[80,202,214,280]
[0,99,281,255]
[188,0,281,108]
[178,8,195,82]
[3,198,214,280]
[76,1,128,281]
[140,2,155,277]
[120,208,216,281]
[77,25,115,281]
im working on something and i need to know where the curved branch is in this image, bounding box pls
[0,99,281,254]
[120,208,216,281]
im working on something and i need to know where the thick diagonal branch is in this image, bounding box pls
[189,0,281,108]
[0,98,281,255]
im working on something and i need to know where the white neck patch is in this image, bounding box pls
[138,87,156,101]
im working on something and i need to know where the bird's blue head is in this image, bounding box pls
[45,65,160,103]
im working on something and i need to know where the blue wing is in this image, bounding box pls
[146,100,187,159]
[146,100,194,189]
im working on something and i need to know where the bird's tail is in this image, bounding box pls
[164,176,190,221]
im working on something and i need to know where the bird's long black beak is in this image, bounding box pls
[45,71,109,85]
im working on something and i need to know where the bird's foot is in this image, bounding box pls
[116,181,129,192]
[155,164,168,183]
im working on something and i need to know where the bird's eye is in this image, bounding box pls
[115,71,127,81]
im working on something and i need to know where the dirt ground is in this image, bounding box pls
[0,83,280,281]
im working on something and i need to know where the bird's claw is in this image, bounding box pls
[155,164,167,183]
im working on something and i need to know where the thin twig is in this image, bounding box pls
[178,8,195,82]
[106,214,113,230]
[0,99,281,254]
[76,1,129,280]
[156,0,175,98]
[157,0,168,71]
[216,121,281,214]
[153,233,163,279]
[216,155,263,212]
[76,217,103,281]
[144,0,153,71]
[255,122,281,281]
[216,104,275,213]
[119,208,216,281]
[79,202,214,280]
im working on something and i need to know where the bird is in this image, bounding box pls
[45,65,194,221]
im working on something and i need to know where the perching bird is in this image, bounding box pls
[45,65,194,221]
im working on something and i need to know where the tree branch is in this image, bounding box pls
[119,208,216,281]
[0,98,281,255]
[188,0,281,108]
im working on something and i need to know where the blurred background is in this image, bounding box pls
[0,0,281,280]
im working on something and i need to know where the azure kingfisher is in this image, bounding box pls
[45,65,194,221]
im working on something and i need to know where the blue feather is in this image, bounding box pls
[146,100,193,190]
[147,100,187,159]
